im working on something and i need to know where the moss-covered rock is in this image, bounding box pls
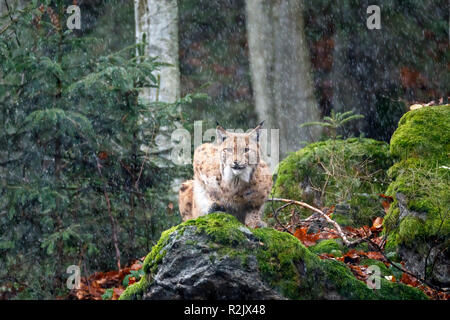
[390,105,450,161]
[309,239,344,257]
[267,138,392,227]
[121,213,426,300]
[383,105,450,286]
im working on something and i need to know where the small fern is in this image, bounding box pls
[300,109,364,139]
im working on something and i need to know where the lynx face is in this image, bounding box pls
[216,125,261,183]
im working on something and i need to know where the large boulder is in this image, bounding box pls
[120,213,426,300]
[383,105,450,287]
[267,138,392,227]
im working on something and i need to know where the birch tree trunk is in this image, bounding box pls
[135,0,180,159]
[135,0,180,104]
[246,0,321,158]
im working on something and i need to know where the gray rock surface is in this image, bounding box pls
[141,226,284,300]
[399,243,450,287]
[120,213,428,300]
[395,193,449,287]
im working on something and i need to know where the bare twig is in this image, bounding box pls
[267,197,362,246]
[0,17,15,35]
[271,201,294,235]
[95,154,121,270]
[266,197,449,293]
[362,237,449,293]
[135,155,148,189]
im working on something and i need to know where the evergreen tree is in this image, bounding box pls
[0,1,195,299]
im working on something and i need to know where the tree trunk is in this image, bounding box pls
[135,0,180,161]
[134,0,180,104]
[246,0,321,158]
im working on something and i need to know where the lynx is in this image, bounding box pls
[178,123,273,228]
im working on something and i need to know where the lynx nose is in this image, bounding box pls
[232,161,242,170]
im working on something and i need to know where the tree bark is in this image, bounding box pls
[246,0,321,158]
[134,0,180,104]
[135,0,180,161]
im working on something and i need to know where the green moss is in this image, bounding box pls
[352,242,369,253]
[331,213,354,227]
[320,259,375,299]
[252,225,425,300]
[383,107,450,248]
[268,138,392,227]
[321,258,426,300]
[121,213,427,300]
[383,206,400,235]
[252,227,319,299]
[121,225,181,300]
[142,225,179,274]
[390,105,450,161]
[120,213,247,300]
[373,277,428,300]
[385,160,449,221]
[398,216,427,243]
[383,105,450,279]
[142,213,246,274]
[309,239,343,256]
[119,274,151,300]
[183,212,247,246]
[359,259,391,277]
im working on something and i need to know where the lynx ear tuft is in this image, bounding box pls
[249,121,264,143]
[216,125,227,142]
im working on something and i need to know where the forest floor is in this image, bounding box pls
[68,195,449,300]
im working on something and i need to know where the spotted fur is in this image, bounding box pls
[178,124,272,228]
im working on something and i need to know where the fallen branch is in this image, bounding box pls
[266,197,449,294]
[267,197,363,246]
[271,201,294,235]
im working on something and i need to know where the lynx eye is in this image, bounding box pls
[244,147,250,153]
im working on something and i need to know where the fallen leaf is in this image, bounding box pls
[112,287,124,300]
[128,277,136,286]
[385,275,396,282]
[371,217,384,231]
[400,273,420,287]
[342,250,360,264]
[379,194,393,214]
[98,151,108,160]
[365,251,385,260]
[318,253,335,260]
[130,263,142,271]
[348,265,367,281]
[356,226,372,238]
[325,205,335,216]
[293,227,319,247]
